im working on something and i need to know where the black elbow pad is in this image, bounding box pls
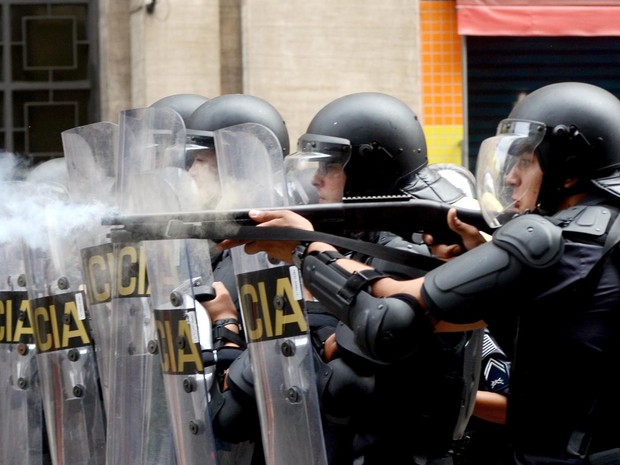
[368,293,434,362]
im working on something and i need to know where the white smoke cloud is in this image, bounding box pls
[0,153,114,251]
[0,152,28,181]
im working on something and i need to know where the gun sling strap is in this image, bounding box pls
[222,225,444,271]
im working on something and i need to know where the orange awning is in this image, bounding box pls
[457,0,620,36]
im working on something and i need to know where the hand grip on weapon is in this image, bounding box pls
[422,207,489,260]
[217,209,316,262]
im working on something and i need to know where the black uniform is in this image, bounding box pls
[422,196,620,465]
[508,200,620,464]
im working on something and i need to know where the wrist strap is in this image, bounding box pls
[213,318,240,327]
[212,318,245,349]
[213,324,246,350]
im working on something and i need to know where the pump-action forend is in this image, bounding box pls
[103,197,494,246]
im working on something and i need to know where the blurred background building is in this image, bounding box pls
[2,0,620,172]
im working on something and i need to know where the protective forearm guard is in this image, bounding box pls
[301,251,433,362]
[422,214,564,324]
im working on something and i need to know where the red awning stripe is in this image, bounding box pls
[457,6,620,36]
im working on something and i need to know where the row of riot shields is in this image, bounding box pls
[0,107,328,465]
[0,174,106,465]
[0,179,48,465]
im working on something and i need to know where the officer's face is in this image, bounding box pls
[188,149,220,208]
[504,151,543,213]
[311,162,346,203]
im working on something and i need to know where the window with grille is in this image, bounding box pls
[0,0,98,163]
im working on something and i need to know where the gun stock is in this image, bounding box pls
[103,198,494,245]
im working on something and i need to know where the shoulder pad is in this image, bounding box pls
[493,214,564,268]
[551,205,612,238]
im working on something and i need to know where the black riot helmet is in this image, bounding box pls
[302,92,428,197]
[186,93,290,157]
[150,93,209,125]
[150,93,211,171]
[509,82,620,179]
[477,82,620,224]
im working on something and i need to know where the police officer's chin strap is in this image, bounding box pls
[300,214,564,362]
[536,172,590,216]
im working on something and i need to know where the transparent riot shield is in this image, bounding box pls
[453,328,483,441]
[130,168,217,465]
[62,121,118,412]
[116,106,217,465]
[21,181,106,465]
[99,107,190,465]
[215,123,328,465]
[0,181,46,465]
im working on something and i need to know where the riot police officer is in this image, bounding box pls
[186,93,291,465]
[226,82,620,465]
[218,92,480,465]
[150,92,291,465]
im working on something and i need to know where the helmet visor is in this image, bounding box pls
[185,129,215,169]
[284,133,351,204]
[184,130,220,208]
[476,119,546,227]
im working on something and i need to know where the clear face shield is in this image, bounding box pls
[284,133,351,204]
[185,130,221,209]
[475,119,546,227]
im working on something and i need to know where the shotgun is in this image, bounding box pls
[103,197,493,246]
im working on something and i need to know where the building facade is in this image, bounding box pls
[2,0,620,173]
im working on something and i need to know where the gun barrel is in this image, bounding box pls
[103,199,492,243]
